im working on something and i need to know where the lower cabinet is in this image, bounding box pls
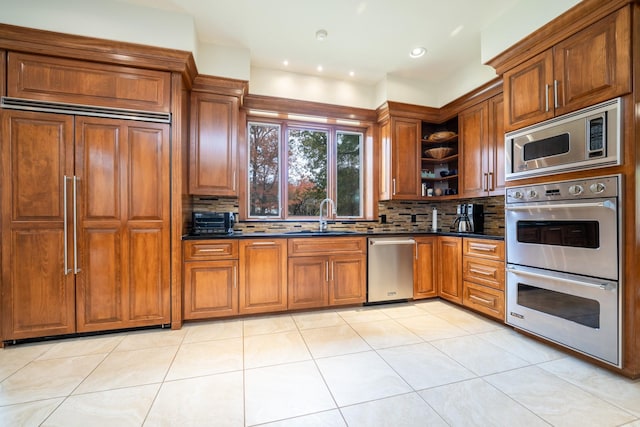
[414,236,437,299]
[239,239,288,315]
[437,236,463,304]
[288,237,366,309]
[462,238,505,321]
[183,240,239,319]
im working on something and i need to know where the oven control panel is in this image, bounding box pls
[506,175,619,203]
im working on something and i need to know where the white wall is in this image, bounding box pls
[0,0,197,53]
[197,43,251,82]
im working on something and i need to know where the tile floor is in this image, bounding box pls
[1,299,639,426]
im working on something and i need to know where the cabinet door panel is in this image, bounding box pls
[437,237,462,303]
[1,110,75,340]
[488,95,505,196]
[554,6,631,115]
[414,237,437,299]
[288,256,327,309]
[239,240,287,314]
[329,255,366,306]
[189,93,238,196]
[391,118,420,199]
[184,260,238,319]
[460,102,488,198]
[504,50,554,131]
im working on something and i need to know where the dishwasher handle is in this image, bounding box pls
[369,239,416,246]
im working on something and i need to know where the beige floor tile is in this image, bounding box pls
[182,318,243,343]
[293,311,347,330]
[43,384,158,427]
[37,335,123,360]
[244,314,297,336]
[74,346,178,394]
[486,365,636,426]
[378,303,432,319]
[336,307,391,324]
[621,420,640,427]
[432,308,503,334]
[258,409,346,427]
[377,342,475,390]
[349,319,422,349]
[420,378,548,427]
[477,328,566,364]
[114,328,186,352]
[315,351,412,407]
[0,398,62,426]
[301,325,371,358]
[165,337,243,381]
[0,343,55,382]
[341,392,448,427]
[245,360,335,426]
[0,354,106,405]
[540,357,640,417]
[244,330,311,369]
[145,371,244,427]
[395,313,469,341]
[431,335,529,376]
[413,299,458,314]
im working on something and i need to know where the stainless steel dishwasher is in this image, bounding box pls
[367,237,415,303]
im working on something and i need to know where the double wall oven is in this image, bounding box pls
[504,98,623,367]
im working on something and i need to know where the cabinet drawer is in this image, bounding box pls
[463,257,505,290]
[463,238,504,260]
[463,281,504,321]
[288,237,366,256]
[184,240,238,261]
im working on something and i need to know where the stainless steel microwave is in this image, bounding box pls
[505,97,621,180]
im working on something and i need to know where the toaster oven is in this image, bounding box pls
[191,212,235,235]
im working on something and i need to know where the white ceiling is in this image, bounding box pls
[115,0,523,85]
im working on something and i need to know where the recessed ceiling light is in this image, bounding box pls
[317,65,323,72]
[349,71,355,77]
[283,59,289,66]
[409,47,426,58]
[315,29,328,41]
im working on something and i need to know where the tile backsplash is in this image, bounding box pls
[190,196,505,237]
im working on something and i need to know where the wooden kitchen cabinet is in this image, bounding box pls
[239,239,288,314]
[503,6,631,131]
[460,94,504,198]
[462,238,505,321]
[288,237,366,309]
[437,236,463,304]
[189,92,239,196]
[183,240,239,319]
[379,117,421,200]
[1,110,171,340]
[413,236,437,299]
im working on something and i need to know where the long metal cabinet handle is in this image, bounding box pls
[325,261,329,282]
[545,84,550,112]
[488,172,494,191]
[73,176,80,273]
[234,265,237,289]
[506,267,616,290]
[63,176,71,275]
[470,294,494,306]
[392,179,396,195]
[370,239,416,246]
[505,201,613,211]
[553,80,559,109]
[483,172,488,192]
[250,241,276,246]
[415,241,418,260]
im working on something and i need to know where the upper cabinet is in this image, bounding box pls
[503,6,631,131]
[189,92,239,196]
[460,94,505,198]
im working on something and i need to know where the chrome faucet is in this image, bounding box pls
[318,198,336,232]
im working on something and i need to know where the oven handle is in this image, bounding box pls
[505,201,615,211]
[506,267,616,291]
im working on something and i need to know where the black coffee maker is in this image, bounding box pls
[451,204,484,233]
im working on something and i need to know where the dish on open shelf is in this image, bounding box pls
[424,147,454,159]
[427,131,457,142]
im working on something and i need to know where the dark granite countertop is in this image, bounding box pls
[182,230,504,241]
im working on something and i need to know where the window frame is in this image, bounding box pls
[243,117,371,222]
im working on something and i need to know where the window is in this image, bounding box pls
[247,121,365,220]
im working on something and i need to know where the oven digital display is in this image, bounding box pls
[516,220,599,249]
[589,117,605,152]
[517,283,600,328]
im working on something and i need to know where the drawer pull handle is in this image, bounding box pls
[469,243,496,252]
[251,241,276,246]
[198,248,225,252]
[469,268,495,277]
[470,294,495,306]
